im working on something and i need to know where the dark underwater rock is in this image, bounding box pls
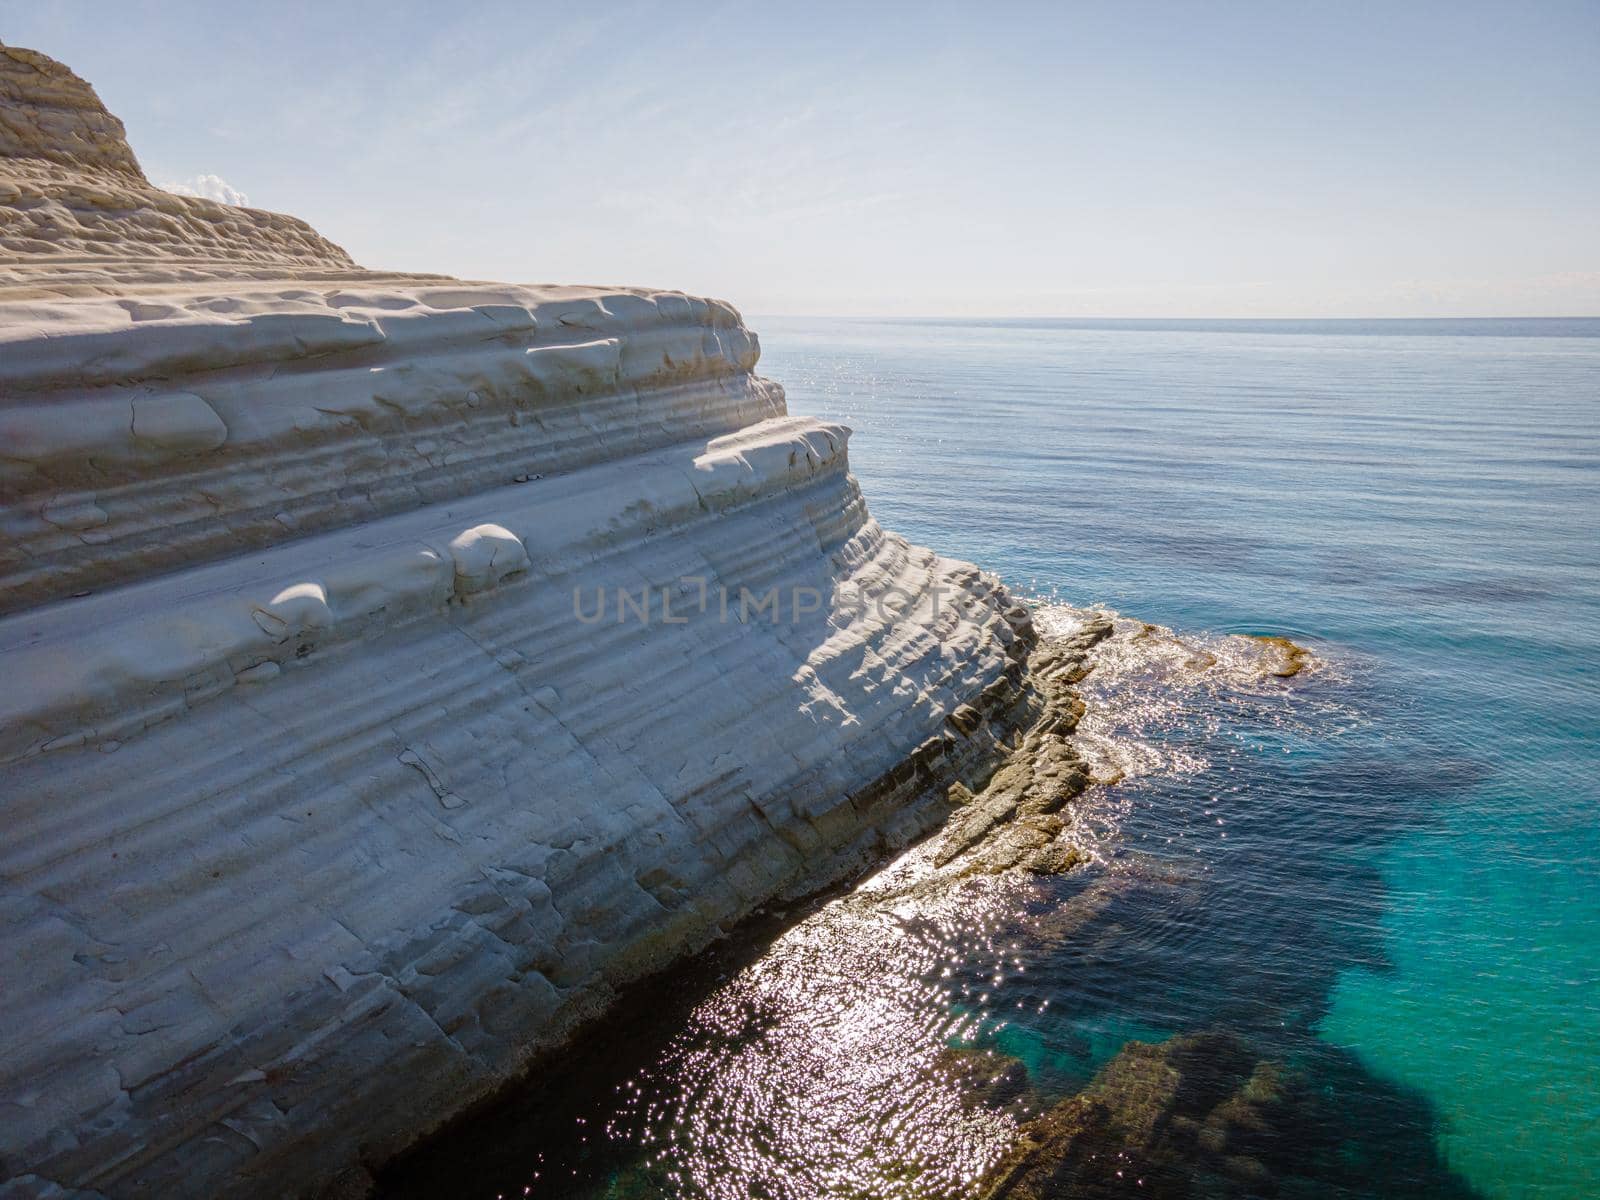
[977,1031,1313,1200]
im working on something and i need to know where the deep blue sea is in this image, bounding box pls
[386,317,1600,1200]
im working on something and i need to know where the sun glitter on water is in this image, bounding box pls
[486,608,1347,1200]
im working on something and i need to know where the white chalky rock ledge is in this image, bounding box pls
[0,45,1030,1200]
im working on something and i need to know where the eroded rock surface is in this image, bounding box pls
[932,616,1112,876]
[0,46,354,275]
[0,47,1033,1200]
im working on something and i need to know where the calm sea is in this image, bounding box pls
[385,317,1600,1199]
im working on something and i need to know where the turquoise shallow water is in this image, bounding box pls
[385,317,1599,1199]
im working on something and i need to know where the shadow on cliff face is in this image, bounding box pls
[377,619,1490,1200]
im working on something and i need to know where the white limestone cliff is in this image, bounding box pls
[0,47,1035,1199]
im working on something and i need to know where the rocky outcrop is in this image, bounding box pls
[977,1033,1309,1200]
[0,45,354,275]
[0,48,1031,1200]
[0,45,144,176]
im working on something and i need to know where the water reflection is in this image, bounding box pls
[382,610,1483,1200]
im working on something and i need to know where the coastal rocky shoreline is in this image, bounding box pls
[0,45,1059,1199]
[380,607,1322,1199]
[0,45,1323,1200]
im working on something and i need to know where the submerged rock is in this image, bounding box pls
[978,1032,1310,1199]
[933,1044,1034,1120]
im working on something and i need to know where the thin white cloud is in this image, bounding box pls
[160,174,249,207]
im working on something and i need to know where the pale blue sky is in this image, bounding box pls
[7,1,1598,315]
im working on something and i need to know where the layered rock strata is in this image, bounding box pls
[0,47,1030,1199]
[0,44,354,277]
[0,42,1036,1196]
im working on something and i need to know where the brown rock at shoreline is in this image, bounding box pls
[1250,634,1313,677]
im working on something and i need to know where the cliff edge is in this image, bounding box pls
[0,48,1034,1199]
